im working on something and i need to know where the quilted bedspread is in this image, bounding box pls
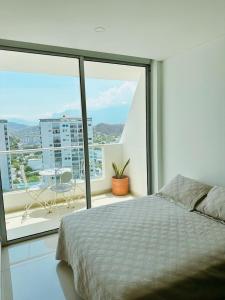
[56,195,225,300]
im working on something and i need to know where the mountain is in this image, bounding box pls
[7,122,40,138]
[94,123,124,136]
[15,126,40,138]
[7,118,37,126]
[8,121,124,139]
[8,122,30,135]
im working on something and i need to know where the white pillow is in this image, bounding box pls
[196,186,225,221]
[158,174,211,211]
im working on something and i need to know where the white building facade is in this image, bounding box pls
[40,117,98,179]
[0,120,12,191]
[21,134,41,148]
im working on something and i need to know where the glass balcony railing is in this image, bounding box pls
[0,144,103,193]
[0,142,133,240]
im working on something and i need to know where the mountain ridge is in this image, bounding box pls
[7,122,124,137]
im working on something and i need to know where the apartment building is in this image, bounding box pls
[39,116,97,179]
[21,134,41,148]
[0,120,12,191]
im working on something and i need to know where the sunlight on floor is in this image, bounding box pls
[5,193,134,240]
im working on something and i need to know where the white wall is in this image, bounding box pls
[121,70,147,196]
[161,36,225,187]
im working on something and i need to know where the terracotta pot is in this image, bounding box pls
[112,176,129,196]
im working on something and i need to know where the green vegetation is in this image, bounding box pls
[93,133,120,144]
[112,159,130,179]
[93,123,124,144]
[13,178,20,184]
[9,136,20,150]
[11,152,42,187]
[24,165,33,173]
[11,160,20,171]
[26,175,40,183]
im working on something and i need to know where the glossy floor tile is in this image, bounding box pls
[1,235,82,300]
[1,234,58,271]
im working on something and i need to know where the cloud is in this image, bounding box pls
[0,81,138,123]
[64,81,137,111]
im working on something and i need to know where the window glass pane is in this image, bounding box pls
[0,50,86,240]
[84,61,147,208]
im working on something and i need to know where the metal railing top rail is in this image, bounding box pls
[0,142,122,155]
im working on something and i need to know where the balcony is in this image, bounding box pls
[2,143,138,240]
[0,54,148,241]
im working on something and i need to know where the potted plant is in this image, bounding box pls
[112,159,130,196]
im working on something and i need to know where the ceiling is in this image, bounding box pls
[0,0,225,60]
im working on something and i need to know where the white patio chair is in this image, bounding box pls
[50,171,76,209]
[21,165,49,219]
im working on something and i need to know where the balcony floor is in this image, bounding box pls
[5,193,134,241]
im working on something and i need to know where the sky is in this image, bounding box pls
[0,72,137,125]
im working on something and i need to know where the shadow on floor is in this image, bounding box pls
[56,261,83,300]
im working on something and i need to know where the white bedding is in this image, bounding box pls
[56,195,225,300]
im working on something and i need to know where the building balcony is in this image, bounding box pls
[0,50,148,242]
[2,143,138,240]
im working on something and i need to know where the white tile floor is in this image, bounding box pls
[1,194,134,300]
[1,234,82,300]
[6,193,134,240]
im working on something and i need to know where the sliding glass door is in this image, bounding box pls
[84,61,148,208]
[0,50,87,241]
[0,46,150,244]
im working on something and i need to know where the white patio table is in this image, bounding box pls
[39,168,86,210]
[39,167,72,178]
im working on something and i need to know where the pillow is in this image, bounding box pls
[158,174,211,211]
[196,186,225,221]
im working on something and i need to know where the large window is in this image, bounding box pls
[84,61,147,208]
[0,46,150,244]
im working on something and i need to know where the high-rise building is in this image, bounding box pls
[39,116,98,179]
[0,120,12,191]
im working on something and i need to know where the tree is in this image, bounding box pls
[24,165,33,173]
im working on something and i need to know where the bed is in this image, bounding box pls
[56,194,225,300]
